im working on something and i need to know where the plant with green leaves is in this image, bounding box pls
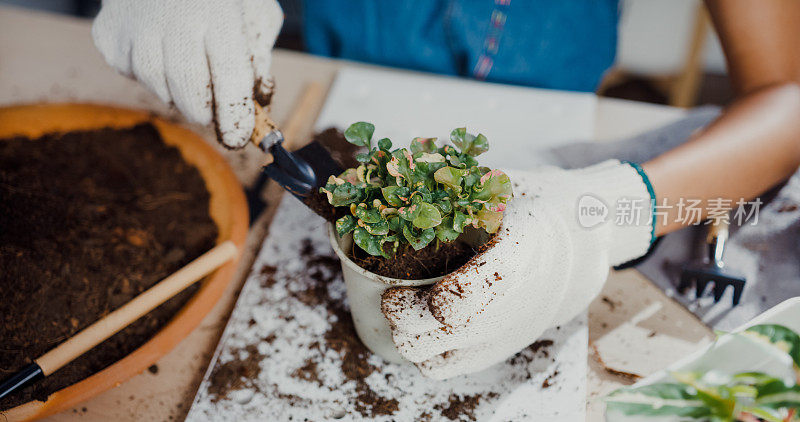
[321,122,512,258]
[606,324,800,421]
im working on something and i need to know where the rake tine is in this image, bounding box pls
[731,279,745,306]
[695,277,711,299]
[712,281,728,303]
[678,274,693,293]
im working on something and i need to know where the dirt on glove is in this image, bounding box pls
[0,123,217,410]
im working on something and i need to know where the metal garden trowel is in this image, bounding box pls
[678,216,747,306]
[246,87,343,222]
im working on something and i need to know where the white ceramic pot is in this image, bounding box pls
[327,225,490,363]
[327,224,441,363]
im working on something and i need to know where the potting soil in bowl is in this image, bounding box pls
[0,123,218,410]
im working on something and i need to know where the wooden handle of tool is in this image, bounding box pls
[250,82,325,164]
[35,241,238,376]
[280,82,324,149]
[251,103,277,148]
[706,213,730,244]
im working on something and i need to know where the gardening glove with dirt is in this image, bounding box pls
[382,160,655,379]
[92,0,283,149]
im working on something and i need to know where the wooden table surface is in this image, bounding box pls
[0,5,713,421]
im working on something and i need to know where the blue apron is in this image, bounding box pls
[303,0,619,92]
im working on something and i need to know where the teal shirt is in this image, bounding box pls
[303,0,619,92]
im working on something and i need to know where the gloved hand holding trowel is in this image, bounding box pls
[92,0,283,149]
[93,0,332,200]
[91,0,800,380]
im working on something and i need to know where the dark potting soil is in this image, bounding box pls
[0,123,218,410]
[351,240,479,280]
[302,189,345,223]
[313,127,361,170]
[301,128,357,222]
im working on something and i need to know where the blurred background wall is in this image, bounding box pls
[0,0,732,107]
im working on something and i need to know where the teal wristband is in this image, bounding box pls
[622,160,656,245]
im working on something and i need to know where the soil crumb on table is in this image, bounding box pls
[207,345,265,402]
[433,393,499,421]
[0,123,217,410]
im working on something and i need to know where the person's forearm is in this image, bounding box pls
[644,83,800,235]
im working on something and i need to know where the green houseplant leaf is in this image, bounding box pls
[344,122,375,148]
[402,225,435,251]
[743,324,800,368]
[410,137,437,154]
[321,182,363,206]
[353,227,386,257]
[605,383,713,418]
[606,324,800,421]
[381,186,408,207]
[354,204,381,224]
[435,216,460,242]
[335,215,357,237]
[434,166,466,195]
[412,202,442,229]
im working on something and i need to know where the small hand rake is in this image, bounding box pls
[678,216,746,306]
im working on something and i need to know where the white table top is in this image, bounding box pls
[0,5,708,421]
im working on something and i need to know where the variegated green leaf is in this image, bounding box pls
[344,122,374,148]
[472,169,513,203]
[354,204,381,224]
[744,324,800,368]
[412,202,442,230]
[324,182,363,206]
[353,227,385,257]
[335,215,357,237]
[606,383,712,418]
[434,166,466,194]
[402,225,435,251]
[476,208,503,233]
[365,219,390,236]
[410,137,437,154]
[754,380,800,410]
[381,186,408,207]
[435,216,460,242]
[398,202,421,221]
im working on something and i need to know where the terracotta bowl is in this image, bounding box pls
[0,103,248,421]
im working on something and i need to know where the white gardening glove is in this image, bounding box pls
[92,0,283,149]
[381,160,655,379]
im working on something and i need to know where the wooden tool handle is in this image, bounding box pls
[250,82,325,164]
[280,82,324,150]
[250,103,277,148]
[706,214,730,244]
[35,241,238,376]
